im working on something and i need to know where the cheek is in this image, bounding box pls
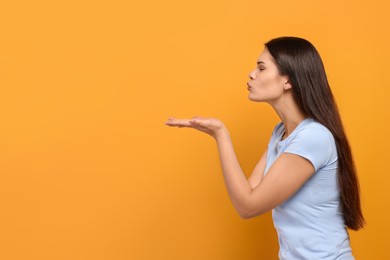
[255,73,279,89]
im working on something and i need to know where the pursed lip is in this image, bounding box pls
[247,82,251,90]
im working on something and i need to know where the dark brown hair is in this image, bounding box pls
[265,36,365,230]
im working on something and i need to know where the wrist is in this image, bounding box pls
[214,125,229,140]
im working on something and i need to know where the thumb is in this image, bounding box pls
[190,116,202,122]
[189,117,203,125]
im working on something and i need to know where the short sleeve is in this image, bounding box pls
[283,125,333,172]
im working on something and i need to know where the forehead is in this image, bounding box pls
[257,48,274,64]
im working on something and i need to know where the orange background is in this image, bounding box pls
[0,0,389,259]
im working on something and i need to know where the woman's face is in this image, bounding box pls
[247,48,289,103]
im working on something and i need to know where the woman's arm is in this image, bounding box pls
[214,128,253,217]
[248,147,268,189]
[215,129,315,219]
[165,116,315,219]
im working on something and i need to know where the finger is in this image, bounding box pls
[189,119,200,125]
[189,118,206,125]
[165,117,174,123]
[166,118,192,127]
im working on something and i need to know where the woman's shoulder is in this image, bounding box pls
[270,118,335,145]
[298,118,334,140]
[285,118,338,171]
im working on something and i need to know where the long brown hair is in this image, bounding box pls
[265,36,365,230]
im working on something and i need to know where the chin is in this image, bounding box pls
[248,94,265,102]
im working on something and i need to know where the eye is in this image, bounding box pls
[258,67,264,71]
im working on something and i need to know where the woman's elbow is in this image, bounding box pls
[238,208,255,219]
[236,196,268,219]
[239,212,253,219]
[239,207,267,219]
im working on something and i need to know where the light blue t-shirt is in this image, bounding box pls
[264,117,354,260]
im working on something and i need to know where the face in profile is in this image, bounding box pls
[247,48,290,103]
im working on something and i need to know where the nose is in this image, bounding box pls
[248,69,256,79]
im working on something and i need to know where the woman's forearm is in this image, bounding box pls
[214,128,252,218]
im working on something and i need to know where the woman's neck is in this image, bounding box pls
[269,93,308,139]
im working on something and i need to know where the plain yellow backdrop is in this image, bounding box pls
[0,0,389,259]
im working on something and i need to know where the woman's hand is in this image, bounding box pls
[165,116,227,139]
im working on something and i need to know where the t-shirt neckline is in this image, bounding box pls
[278,117,312,143]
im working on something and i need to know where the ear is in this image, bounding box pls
[283,78,292,91]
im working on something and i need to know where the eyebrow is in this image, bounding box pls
[257,61,265,65]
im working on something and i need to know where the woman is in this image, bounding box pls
[165,36,365,259]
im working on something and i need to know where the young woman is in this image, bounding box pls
[165,36,365,259]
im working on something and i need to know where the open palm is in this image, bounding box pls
[165,116,226,139]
